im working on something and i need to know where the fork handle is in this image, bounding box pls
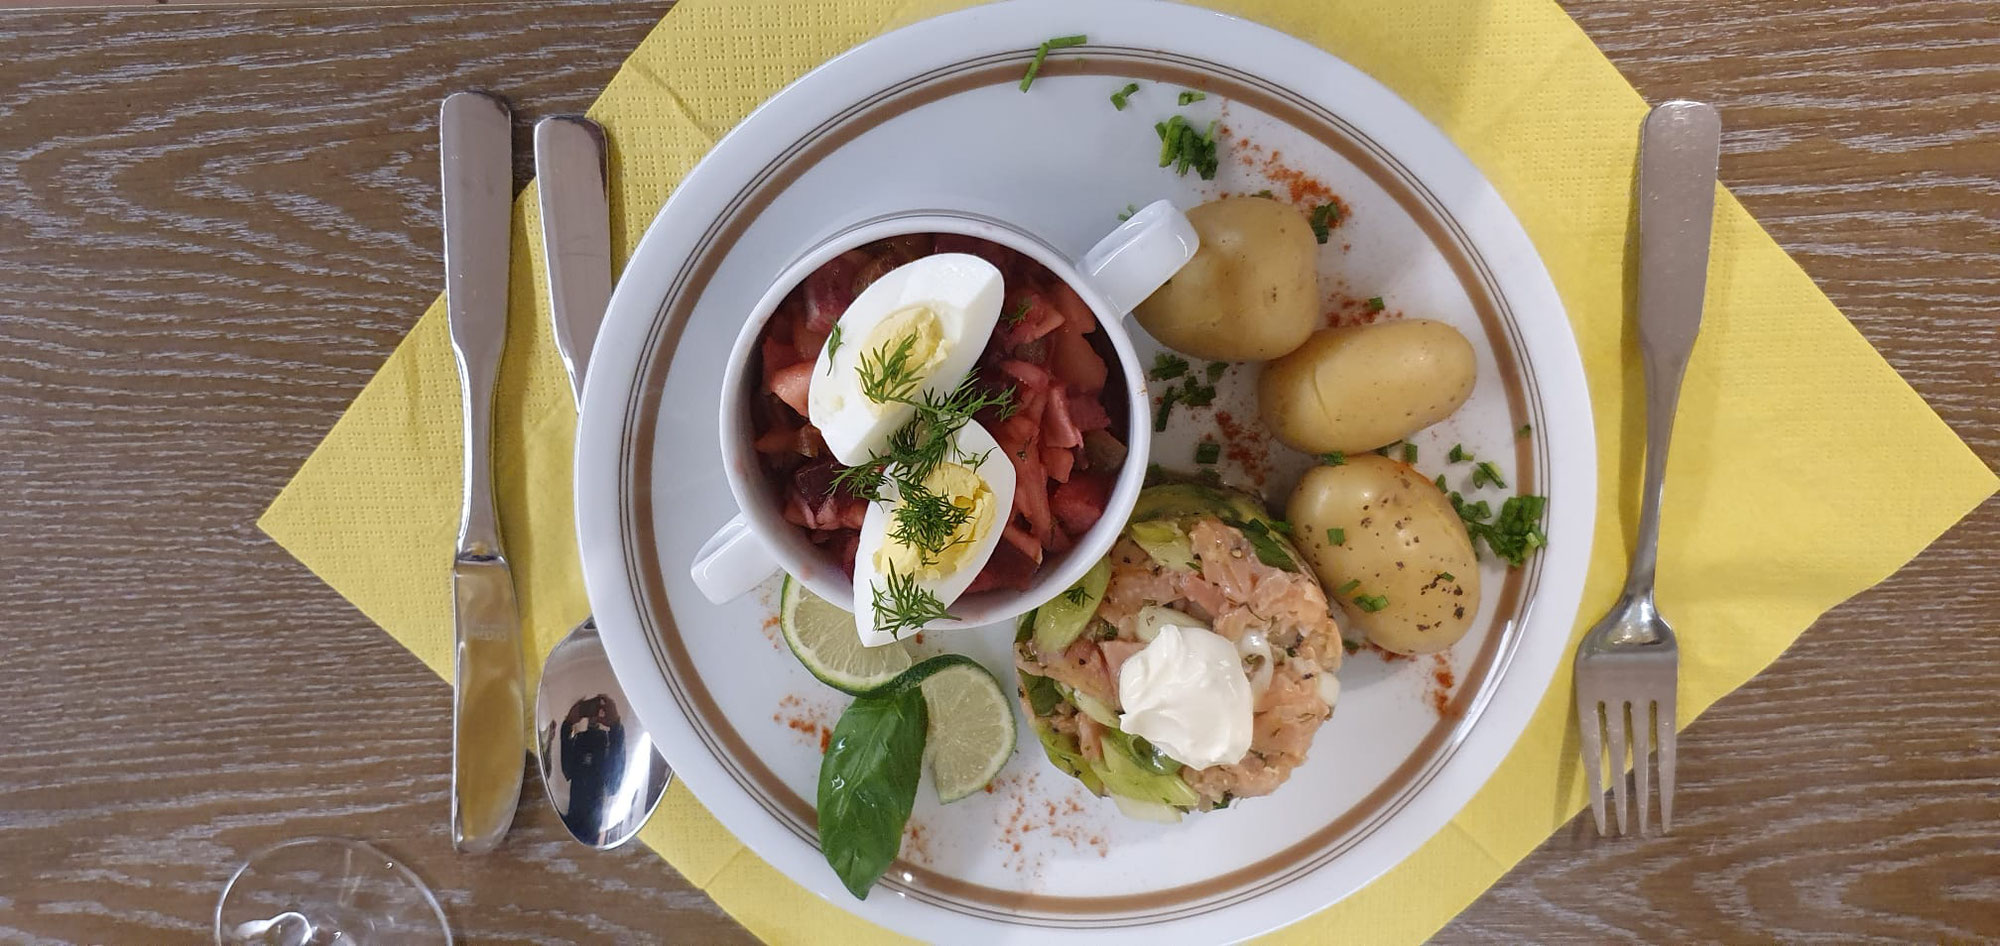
[1626,102,1720,598]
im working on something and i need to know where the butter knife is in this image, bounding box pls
[441,90,526,855]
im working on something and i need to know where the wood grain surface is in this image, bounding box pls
[0,1,1991,944]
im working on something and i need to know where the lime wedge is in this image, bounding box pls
[918,660,1017,803]
[779,576,912,695]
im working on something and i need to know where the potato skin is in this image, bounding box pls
[1257,320,1476,454]
[1285,455,1481,655]
[1133,197,1319,361]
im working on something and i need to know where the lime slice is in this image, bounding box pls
[779,576,913,695]
[918,660,1017,803]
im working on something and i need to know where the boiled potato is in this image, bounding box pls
[1286,455,1480,655]
[1133,197,1318,361]
[1258,319,1475,454]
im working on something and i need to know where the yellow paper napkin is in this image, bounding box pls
[258,0,1997,941]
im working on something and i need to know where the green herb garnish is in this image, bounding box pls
[1116,203,1138,222]
[1063,584,1091,606]
[1448,443,1470,463]
[1155,113,1220,179]
[1402,442,1418,463]
[856,334,924,405]
[1178,374,1216,407]
[1327,527,1345,546]
[1002,298,1030,326]
[1518,423,1533,439]
[1177,89,1206,105]
[1375,441,1401,457]
[1195,441,1221,465]
[1150,352,1190,380]
[1308,202,1340,243]
[1434,473,1449,493]
[886,479,976,565]
[1021,672,1063,715]
[1366,296,1386,312]
[1020,34,1087,92]
[818,685,927,899]
[1205,361,1229,382]
[1471,461,1509,490]
[1320,451,1346,466]
[871,566,955,639]
[1353,593,1390,613]
[823,323,843,372]
[1335,578,1360,595]
[1153,386,1180,432]
[1437,571,1455,582]
[1110,82,1140,110]
[1235,519,1297,571]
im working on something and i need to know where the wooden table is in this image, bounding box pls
[1,0,1993,942]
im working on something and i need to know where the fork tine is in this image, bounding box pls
[1577,692,1607,835]
[1606,700,1630,835]
[1632,699,1653,835]
[1658,692,1677,834]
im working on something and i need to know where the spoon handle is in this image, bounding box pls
[1626,101,1720,598]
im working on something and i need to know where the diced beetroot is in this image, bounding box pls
[1042,445,1074,483]
[761,333,801,388]
[1000,522,1042,563]
[769,362,813,417]
[804,249,869,332]
[1052,471,1113,537]
[1045,522,1074,555]
[1043,385,1083,450]
[998,291,1066,347]
[1048,326,1107,394]
[835,532,859,579]
[967,537,1038,593]
[1081,429,1127,472]
[1046,281,1096,335]
[1066,392,1112,433]
[1012,446,1053,543]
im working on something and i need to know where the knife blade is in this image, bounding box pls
[441,90,526,855]
[533,116,613,407]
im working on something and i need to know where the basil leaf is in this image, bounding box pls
[817,686,927,899]
[1021,671,1063,716]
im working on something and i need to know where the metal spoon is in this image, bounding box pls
[531,115,670,850]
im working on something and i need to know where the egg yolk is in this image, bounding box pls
[859,305,946,407]
[875,460,995,581]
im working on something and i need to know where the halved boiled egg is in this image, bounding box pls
[808,253,1005,466]
[851,420,1017,647]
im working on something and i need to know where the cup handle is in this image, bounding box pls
[690,512,779,604]
[1078,199,1200,314]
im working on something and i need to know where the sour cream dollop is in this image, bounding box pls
[1116,623,1253,770]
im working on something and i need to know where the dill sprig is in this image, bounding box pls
[856,333,924,404]
[872,566,955,638]
[886,478,976,565]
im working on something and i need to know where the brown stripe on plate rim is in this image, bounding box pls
[617,46,1553,927]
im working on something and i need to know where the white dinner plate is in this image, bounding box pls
[575,2,1595,942]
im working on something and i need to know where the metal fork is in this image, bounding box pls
[1574,100,1719,837]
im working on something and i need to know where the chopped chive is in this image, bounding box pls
[1517,423,1533,439]
[1448,443,1470,463]
[1153,387,1180,432]
[1205,361,1229,382]
[1354,594,1389,613]
[1320,451,1346,467]
[1020,34,1087,92]
[1435,473,1449,493]
[1374,441,1401,457]
[1116,203,1138,221]
[1269,519,1293,536]
[1402,442,1418,463]
[1110,82,1140,110]
[1327,527,1346,546]
[1307,202,1340,244]
[1177,89,1206,105]
[1149,352,1189,380]
[1366,296,1386,312]
[1178,375,1216,407]
[1437,571,1455,582]
[1336,579,1361,595]
[1253,189,1275,198]
[1471,460,1509,490]
[1194,441,1221,465]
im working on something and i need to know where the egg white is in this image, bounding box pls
[851,420,1018,647]
[808,253,1005,466]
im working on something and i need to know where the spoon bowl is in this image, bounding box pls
[534,618,671,849]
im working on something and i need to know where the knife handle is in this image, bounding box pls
[534,116,613,409]
[442,91,514,559]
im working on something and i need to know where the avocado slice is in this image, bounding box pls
[1033,557,1111,655]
